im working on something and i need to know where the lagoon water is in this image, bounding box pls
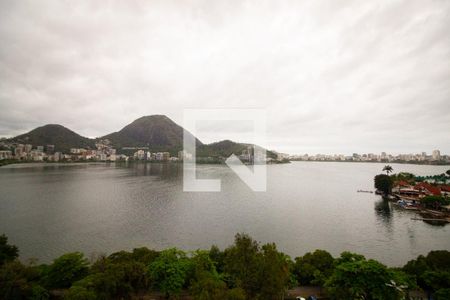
[0,161,449,266]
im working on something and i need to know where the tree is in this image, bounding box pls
[422,270,450,294]
[258,243,291,299]
[0,234,19,266]
[131,247,159,266]
[44,252,89,288]
[391,172,415,184]
[0,260,33,299]
[383,165,394,175]
[64,285,97,300]
[424,250,450,271]
[421,196,450,209]
[148,248,190,298]
[30,284,50,300]
[293,249,334,286]
[402,250,450,295]
[0,260,46,300]
[88,259,148,298]
[374,174,393,195]
[209,245,225,273]
[190,272,227,300]
[226,287,246,300]
[325,253,407,300]
[435,288,450,300]
[223,233,260,298]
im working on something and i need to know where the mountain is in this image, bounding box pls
[100,115,202,153]
[9,124,95,153]
[198,140,251,157]
[8,116,276,158]
[198,139,277,159]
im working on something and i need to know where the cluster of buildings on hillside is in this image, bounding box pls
[0,139,121,162]
[0,138,274,164]
[132,149,193,162]
[0,139,195,163]
[0,143,59,161]
[289,150,449,163]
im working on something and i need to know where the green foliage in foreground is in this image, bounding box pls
[1,233,449,300]
[0,234,18,265]
[325,253,412,300]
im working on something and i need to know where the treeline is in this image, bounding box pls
[1,233,450,300]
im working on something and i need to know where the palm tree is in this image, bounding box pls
[383,165,393,175]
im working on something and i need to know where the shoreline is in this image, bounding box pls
[0,159,290,168]
[290,159,450,165]
[2,159,449,168]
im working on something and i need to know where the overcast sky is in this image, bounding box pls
[0,0,449,155]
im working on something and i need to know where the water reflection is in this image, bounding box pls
[374,198,392,223]
[1,162,450,265]
[124,162,181,179]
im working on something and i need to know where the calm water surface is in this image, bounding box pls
[0,162,449,266]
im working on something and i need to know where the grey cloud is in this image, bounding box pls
[0,0,449,154]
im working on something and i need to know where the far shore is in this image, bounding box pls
[2,159,449,168]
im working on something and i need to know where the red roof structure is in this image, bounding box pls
[439,185,450,193]
[414,182,441,196]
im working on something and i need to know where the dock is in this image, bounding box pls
[411,217,450,223]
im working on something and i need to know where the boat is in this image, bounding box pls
[395,200,419,210]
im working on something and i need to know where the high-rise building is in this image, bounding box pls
[24,144,32,153]
[46,145,55,154]
[14,144,24,158]
[432,150,441,160]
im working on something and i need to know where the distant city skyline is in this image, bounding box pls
[288,149,448,157]
[1,1,449,154]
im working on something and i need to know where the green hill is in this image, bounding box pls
[198,139,277,159]
[9,124,95,153]
[100,115,202,154]
[8,116,277,159]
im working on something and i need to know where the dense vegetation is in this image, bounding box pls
[415,170,450,184]
[1,233,449,299]
[196,140,277,160]
[374,174,393,195]
[421,195,450,209]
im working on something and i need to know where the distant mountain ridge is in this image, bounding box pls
[8,115,273,157]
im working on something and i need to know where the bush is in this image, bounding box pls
[44,252,89,288]
[325,253,409,300]
[293,249,334,285]
[421,196,450,208]
[0,234,19,266]
[64,286,97,300]
[148,248,190,298]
